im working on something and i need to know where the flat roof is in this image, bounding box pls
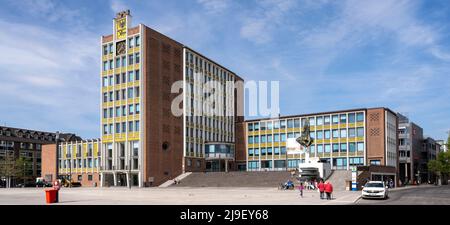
[245,107,397,122]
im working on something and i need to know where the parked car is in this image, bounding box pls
[361,181,389,199]
[15,181,37,188]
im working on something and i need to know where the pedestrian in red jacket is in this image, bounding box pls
[317,180,325,199]
[324,181,333,200]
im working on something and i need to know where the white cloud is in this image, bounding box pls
[110,0,129,13]
[0,18,100,137]
[240,0,297,44]
[197,0,229,14]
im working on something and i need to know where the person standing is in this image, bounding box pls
[298,183,304,198]
[324,181,333,200]
[317,180,325,199]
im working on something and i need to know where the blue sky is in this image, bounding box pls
[0,0,449,140]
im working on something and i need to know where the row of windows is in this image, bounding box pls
[185,66,234,82]
[185,52,235,81]
[248,112,365,131]
[103,120,140,135]
[59,158,100,169]
[308,142,365,153]
[248,142,364,156]
[248,128,364,144]
[102,53,140,71]
[103,36,141,55]
[102,70,140,87]
[102,87,140,102]
[248,157,364,170]
[103,104,140,119]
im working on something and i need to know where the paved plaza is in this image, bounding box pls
[0,187,361,205]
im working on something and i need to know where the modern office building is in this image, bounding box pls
[421,137,441,183]
[397,113,424,184]
[97,10,243,187]
[244,108,398,174]
[0,126,79,186]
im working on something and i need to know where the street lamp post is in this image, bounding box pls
[55,132,59,181]
[129,145,132,189]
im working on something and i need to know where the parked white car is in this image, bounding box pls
[361,181,389,199]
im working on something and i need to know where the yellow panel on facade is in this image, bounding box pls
[287,128,295,133]
[272,129,280,133]
[134,64,139,70]
[133,46,140,52]
[127,65,134,70]
[331,124,339,129]
[315,125,323,130]
[348,123,356,127]
[357,137,364,142]
[323,153,331,158]
[315,139,323,144]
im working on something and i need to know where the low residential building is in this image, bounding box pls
[0,126,79,186]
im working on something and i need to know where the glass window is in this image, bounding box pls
[102,77,108,87]
[309,117,315,126]
[260,122,266,131]
[267,122,273,130]
[317,145,324,153]
[349,143,356,152]
[128,38,134,48]
[332,129,339,138]
[340,129,347,138]
[316,116,323,126]
[115,58,120,68]
[129,104,134,115]
[103,45,108,55]
[115,107,121,117]
[281,147,286,154]
[135,53,140,64]
[287,119,294,128]
[248,136,253,144]
[294,119,300,128]
[317,131,323,139]
[324,130,331,139]
[128,87,134,99]
[248,123,253,132]
[274,147,280,154]
[274,134,279,142]
[261,135,266,143]
[254,149,259,156]
[248,149,254,156]
[254,136,259,143]
[357,142,364,152]
[340,143,347,152]
[348,128,356,138]
[281,133,286,141]
[128,121,134,132]
[128,71,134,82]
[332,144,339,153]
[348,113,356,123]
[135,103,140,114]
[128,54,134,65]
[280,120,286,129]
[357,128,364,137]
[254,123,260,131]
[324,116,331,125]
[267,134,272,143]
[261,148,266,155]
[135,36,140,46]
[135,70,140,81]
[324,144,331,153]
[115,123,121,133]
[121,56,126,67]
[356,112,364,122]
[135,121,140,132]
[332,115,339,124]
[273,121,280,129]
[340,114,347,124]
[310,132,315,139]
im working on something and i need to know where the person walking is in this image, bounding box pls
[324,181,333,200]
[298,183,304,198]
[317,180,325,200]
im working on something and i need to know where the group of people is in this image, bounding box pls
[285,179,334,200]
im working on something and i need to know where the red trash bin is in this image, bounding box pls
[45,189,58,204]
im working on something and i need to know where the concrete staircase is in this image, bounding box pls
[159,172,192,188]
[325,170,352,191]
[171,171,292,188]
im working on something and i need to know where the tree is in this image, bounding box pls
[0,154,29,188]
[428,151,450,185]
